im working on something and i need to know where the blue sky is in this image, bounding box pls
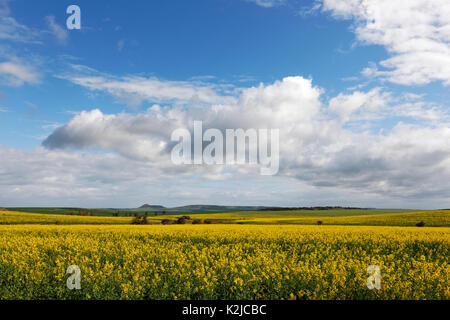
[1,0,450,208]
[1,0,444,147]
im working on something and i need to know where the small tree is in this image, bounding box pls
[176,217,187,224]
[131,215,149,225]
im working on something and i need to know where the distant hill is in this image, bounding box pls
[173,205,268,212]
[258,206,366,211]
[139,204,166,209]
[133,204,270,212]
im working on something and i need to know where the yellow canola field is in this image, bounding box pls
[0,224,448,300]
[232,210,450,226]
[0,210,130,225]
[176,210,450,226]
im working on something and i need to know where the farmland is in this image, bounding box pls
[0,224,448,300]
[0,210,130,225]
[1,209,449,227]
[0,209,448,300]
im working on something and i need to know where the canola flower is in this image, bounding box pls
[0,224,448,300]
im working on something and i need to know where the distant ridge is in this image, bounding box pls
[258,206,366,211]
[134,204,270,212]
[173,205,268,211]
[139,204,166,209]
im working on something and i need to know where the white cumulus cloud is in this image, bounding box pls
[41,75,450,203]
[321,0,450,86]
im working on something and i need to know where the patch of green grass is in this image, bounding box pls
[216,208,412,217]
[6,207,239,217]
